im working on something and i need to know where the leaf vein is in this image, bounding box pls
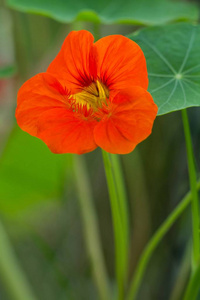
[150,78,175,94]
[158,79,178,112]
[182,63,200,75]
[140,37,176,74]
[148,73,174,78]
[182,80,200,100]
[178,27,196,73]
[184,75,200,78]
[183,78,200,88]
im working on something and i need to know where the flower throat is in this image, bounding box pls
[70,80,110,114]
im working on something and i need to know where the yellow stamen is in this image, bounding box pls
[71,80,109,112]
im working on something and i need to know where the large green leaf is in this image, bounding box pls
[6,0,198,25]
[0,126,71,218]
[129,23,200,115]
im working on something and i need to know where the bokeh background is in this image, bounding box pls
[0,0,200,299]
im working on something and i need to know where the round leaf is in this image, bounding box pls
[6,0,198,25]
[129,23,200,115]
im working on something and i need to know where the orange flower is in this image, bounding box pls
[16,30,157,154]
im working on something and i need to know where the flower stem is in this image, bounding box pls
[182,109,200,269]
[102,150,129,300]
[73,155,111,300]
[0,220,37,300]
[109,154,129,283]
[183,261,200,300]
[126,181,200,300]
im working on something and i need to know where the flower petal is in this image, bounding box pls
[94,88,158,154]
[16,72,69,136]
[94,35,148,90]
[47,30,97,91]
[16,72,97,154]
[36,109,97,154]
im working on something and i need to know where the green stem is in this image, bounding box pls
[102,150,127,300]
[169,242,191,300]
[109,154,129,284]
[0,220,37,300]
[183,261,200,300]
[182,109,200,269]
[73,155,111,300]
[126,181,200,300]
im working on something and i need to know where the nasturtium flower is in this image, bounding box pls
[16,30,157,154]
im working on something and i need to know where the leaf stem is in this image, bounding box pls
[102,150,128,300]
[182,109,200,269]
[0,220,37,300]
[169,241,191,300]
[73,155,111,300]
[126,181,200,300]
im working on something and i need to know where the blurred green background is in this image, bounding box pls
[0,0,200,299]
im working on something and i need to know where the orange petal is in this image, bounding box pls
[36,109,97,154]
[16,73,97,154]
[94,88,158,154]
[47,30,97,92]
[16,73,69,136]
[94,35,148,91]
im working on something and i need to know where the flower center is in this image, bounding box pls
[70,80,109,113]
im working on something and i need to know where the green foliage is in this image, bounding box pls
[0,126,70,218]
[6,0,198,25]
[0,65,17,78]
[129,23,200,115]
